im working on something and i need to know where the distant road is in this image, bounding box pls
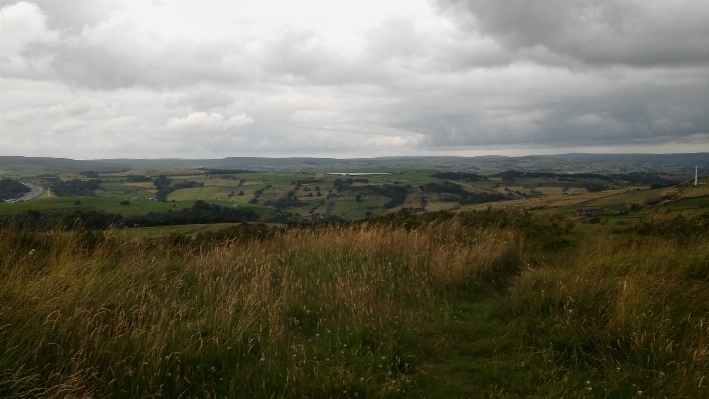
[3,183,45,203]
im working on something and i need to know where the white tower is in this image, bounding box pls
[696,166,699,186]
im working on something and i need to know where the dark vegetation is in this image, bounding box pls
[495,170,682,187]
[373,185,409,209]
[153,175,174,201]
[248,188,264,204]
[128,200,258,227]
[125,175,152,182]
[264,195,307,209]
[173,180,204,190]
[329,179,410,208]
[421,182,508,204]
[332,178,369,191]
[292,178,323,185]
[0,200,259,230]
[0,179,30,199]
[49,178,101,196]
[204,168,252,175]
[431,171,488,182]
[615,212,709,239]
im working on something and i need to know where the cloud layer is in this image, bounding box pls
[1,0,707,159]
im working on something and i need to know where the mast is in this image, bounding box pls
[696,166,699,186]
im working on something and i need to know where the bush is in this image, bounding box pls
[0,179,30,199]
[49,179,101,196]
[125,175,152,182]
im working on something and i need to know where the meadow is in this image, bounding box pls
[5,167,701,227]
[1,209,708,398]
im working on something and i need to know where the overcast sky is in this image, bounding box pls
[1,0,708,159]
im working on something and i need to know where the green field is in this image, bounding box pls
[2,167,707,229]
[0,195,194,216]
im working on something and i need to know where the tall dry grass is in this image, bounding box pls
[505,232,709,397]
[0,221,517,398]
[5,211,707,398]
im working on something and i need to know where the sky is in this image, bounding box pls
[1,0,708,160]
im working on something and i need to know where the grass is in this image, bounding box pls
[166,186,220,201]
[113,223,245,238]
[0,216,517,397]
[1,210,708,397]
[501,234,709,397]
[0,196,195,216]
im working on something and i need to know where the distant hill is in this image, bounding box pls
[0,153,705,176]
[0,156,128,177]
[550,153,709,170]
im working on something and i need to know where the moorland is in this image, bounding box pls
[0,154,708,398]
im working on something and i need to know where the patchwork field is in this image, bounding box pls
[1,167,706,227]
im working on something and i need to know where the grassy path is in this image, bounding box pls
[412,298,527,399]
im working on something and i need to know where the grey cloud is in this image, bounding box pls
[45,40,256,89]
[2,0,708,159]
[382,66,708,148]
[27,0,116,33]
[167,86,234,111]
[436,0,709,67]
[4,2,497,90]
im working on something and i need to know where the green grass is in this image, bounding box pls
[167,186,213,201]
[0,217,517,397]
[2,211,708,397]
[113,223,244,238]
[0,195,197,216]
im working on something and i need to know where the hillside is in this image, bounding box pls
[2,166,706,227]
[2,153,705,176]
[1,210,708,397]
